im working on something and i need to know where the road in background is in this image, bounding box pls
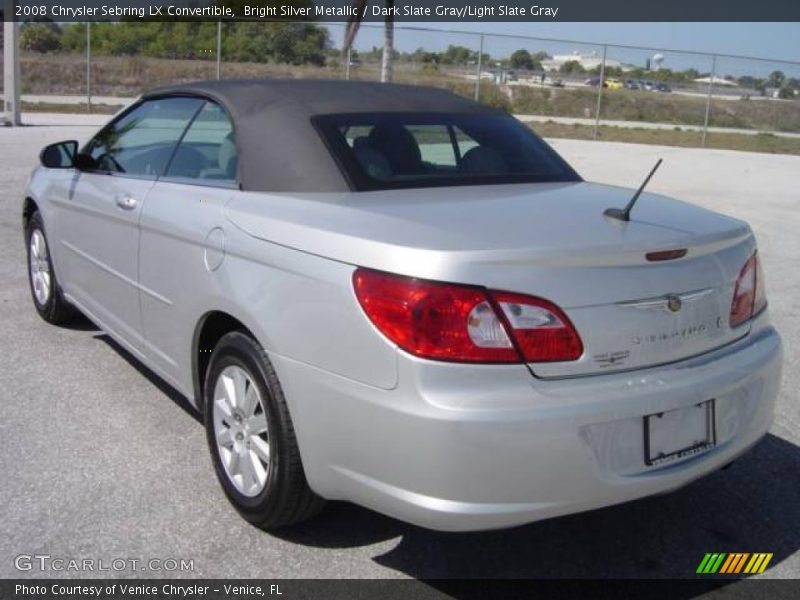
[0,122,797,584]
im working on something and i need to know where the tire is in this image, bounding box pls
[204,331,325,529]
[25,211,74,324]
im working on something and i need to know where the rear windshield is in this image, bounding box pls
[313,112,581,191]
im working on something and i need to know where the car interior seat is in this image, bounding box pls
[459,146,510,176]
[366,124,426,175]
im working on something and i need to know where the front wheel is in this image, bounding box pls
[204,331,325,529]
[25,211,73,324]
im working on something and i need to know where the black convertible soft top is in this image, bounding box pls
[142,79,501,193]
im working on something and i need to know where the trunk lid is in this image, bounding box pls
[226,181,755,377]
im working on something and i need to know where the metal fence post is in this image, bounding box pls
[86,22,92,112]
[592,45,607,140]
[216,21,222,80]
[701,54,717,147]
[346,47,351,81]
[474,34,484,102]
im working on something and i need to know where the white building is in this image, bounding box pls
[542,50,629,72]
[693,76,737,87]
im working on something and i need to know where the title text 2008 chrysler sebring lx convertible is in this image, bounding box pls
[24,80,782,531]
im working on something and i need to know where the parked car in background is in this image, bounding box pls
[544,76,564,87]
[624,79,640,90]
[605,77,624,90]
[655,82,672,93]
[24,79,783,532]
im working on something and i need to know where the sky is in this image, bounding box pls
[333,22,800,77]
[442,23,800,60]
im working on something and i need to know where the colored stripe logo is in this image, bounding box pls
[697,553,773,574]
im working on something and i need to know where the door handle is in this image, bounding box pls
[115,195,138,210]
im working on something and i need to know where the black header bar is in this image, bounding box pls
[3,0,800,22]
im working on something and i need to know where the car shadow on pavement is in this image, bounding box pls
[95,333,203,425]
[58,311,102,332]
[273,433,800,586]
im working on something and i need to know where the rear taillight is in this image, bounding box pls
[492,292,584,362]
[353,268,583,364]
[730,251,767,328]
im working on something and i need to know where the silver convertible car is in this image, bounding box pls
[24,80,782,531]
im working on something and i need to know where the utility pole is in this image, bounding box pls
[3,0,21,126]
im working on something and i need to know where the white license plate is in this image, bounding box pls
[644,400,716,466]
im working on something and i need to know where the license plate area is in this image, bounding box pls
[644,400,716,467]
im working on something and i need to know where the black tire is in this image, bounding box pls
[25,211,74,324]
[204,331,325,529]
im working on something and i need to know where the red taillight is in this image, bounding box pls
[492,291,584,362]
[730,251,767,328]
[353,268,583,364]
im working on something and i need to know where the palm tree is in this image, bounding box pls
[344,0,395,83]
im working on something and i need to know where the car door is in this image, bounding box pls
[57,96,204,353]
[138,100,239,389]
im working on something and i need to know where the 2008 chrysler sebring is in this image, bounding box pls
[24,80,782,531]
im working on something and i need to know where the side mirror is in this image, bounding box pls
[39,140,78,169]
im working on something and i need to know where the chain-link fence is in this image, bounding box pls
[3,21,799,149]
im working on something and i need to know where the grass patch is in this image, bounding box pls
[511,86,800,133]
[529,121,800,156]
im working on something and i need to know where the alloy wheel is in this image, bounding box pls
[212,365,271,497]
[29,229,51,306]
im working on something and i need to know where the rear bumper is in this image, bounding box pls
[274,323,782,532]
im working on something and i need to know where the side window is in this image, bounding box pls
[165,101,238,185]
[84,97,203,178]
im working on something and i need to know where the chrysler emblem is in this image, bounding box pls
[666,295,682,313]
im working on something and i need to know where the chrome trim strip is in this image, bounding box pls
[618,288,715,310]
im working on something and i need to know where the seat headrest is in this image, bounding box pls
[367,124,423,175]
[460,146,509,175]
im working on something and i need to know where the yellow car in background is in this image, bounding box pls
[605,77,624,90]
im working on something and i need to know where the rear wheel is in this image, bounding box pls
[26,211,73,324]
[204,331,324,529]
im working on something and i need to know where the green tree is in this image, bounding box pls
[440,45,474,65]
[768,70,786,88]
[20,21,62,53]
[509,49,533,70]
[559,60,585,75]
[738,75,758,89]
